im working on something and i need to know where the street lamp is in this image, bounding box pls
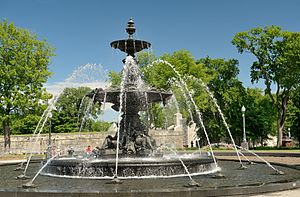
[48,112,53,159]
[241,106,248,149]
[241,106,246,142]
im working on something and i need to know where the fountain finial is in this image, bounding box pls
[110,18,151,57]
[126,17,136,39]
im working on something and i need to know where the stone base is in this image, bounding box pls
[241,141,249,150]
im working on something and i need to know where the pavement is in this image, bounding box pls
[216,155,300,166]
[215,154,300,197]
[249,188,300,197]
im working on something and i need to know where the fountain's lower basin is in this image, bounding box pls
[1,160,300,197]
[42,153,216,178]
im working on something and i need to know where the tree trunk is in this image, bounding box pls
[3,119,11,152]
[276,96,289,148]
[277,118,284,147]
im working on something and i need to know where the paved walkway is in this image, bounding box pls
[250,188,300,197]
[216,155,300,197]
[216,155,300,165]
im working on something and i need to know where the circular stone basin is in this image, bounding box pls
[42,153,217,178]
[0,160,300,196]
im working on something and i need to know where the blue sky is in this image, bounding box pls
[1,0,300,90]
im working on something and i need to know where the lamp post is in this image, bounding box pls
[241,106,248,149]
[48,112,52,159]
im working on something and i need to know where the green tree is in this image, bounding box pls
[286,87,300,145]
[90,120,112,132]
[51,87,101,133]
[195,58,245,143]
[108,71,122,88]
[232,26,300,147]
[0,20,55,150]
[136,51,157,67]
[244,88,276,146]
[142,50,210,128]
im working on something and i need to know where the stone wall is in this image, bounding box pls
[0,129,184,155]
[0,131,115,155]
[149,129,184,148]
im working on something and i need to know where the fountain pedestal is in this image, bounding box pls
[241,141,249,150]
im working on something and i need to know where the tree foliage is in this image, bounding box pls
[108,71,122,88]
[195,57,245,143]
[232,26,300,147]
[50,87,101,133]
[286,87,300,145]
[138,51,277,146]
[0,20,55,150]
[244,88,276,145]
[50,87,111,133]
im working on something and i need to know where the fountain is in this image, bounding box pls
[0,18,300,197]
[41,18,216,179]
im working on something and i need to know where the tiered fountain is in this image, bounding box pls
[42,18,216,178]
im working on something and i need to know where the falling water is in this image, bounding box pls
[20,96,57,168]
[23,63,108,175]
[144,92,151,129]
[75,95,88,148]
[77,93,96,145]
[238,151,252,163]
[172,79,194,122]
[102,92,107,111]
[149,60,218,168]
[170,93,180,114]
[23,107,51,176]
[188,76,243,165]
[236,145,282,173]
[63,63,108,85]
[162,145,196,182]
[174,80,202,156]
[24,154,58,186]
[76,96,87,127]
[23,99,58,176]
[99,91,108,132]
[114,56,137,178]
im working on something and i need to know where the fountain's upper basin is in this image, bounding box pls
[42,153,216,178]
[110,39,151,56]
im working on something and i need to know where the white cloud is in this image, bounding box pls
[45,81,109,96]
